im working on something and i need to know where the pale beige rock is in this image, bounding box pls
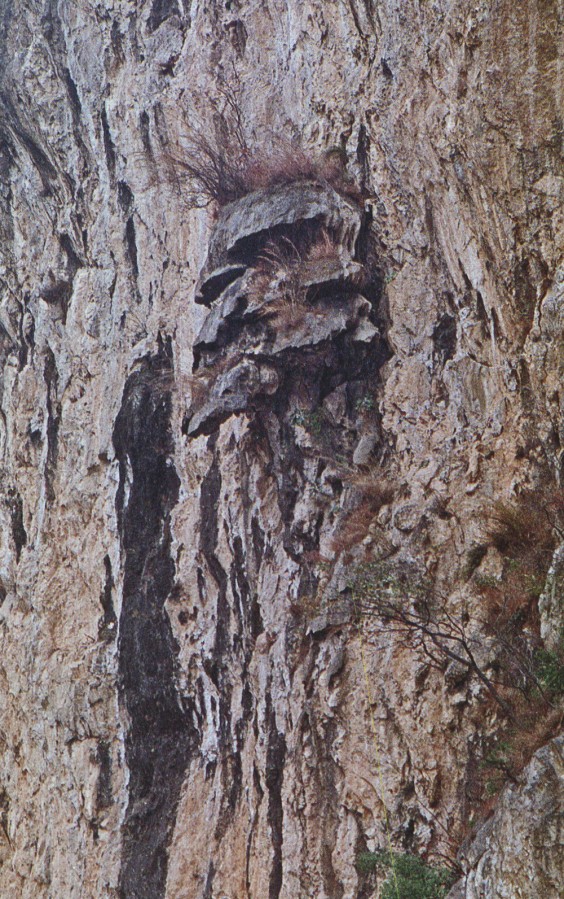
[0,1,561,898]
[449,736,564,899]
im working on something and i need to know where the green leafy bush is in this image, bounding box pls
[535,645,564,695]
[290,407,327,437]
[356,851,456,898]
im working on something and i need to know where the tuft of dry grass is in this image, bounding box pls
[248,227,347,322]
[236,141,364,204]
[156,85,364,207]
[346,468,395,506]
[330,499,378,558]
[305,226,343,262]
[507,702,563,772]
[477,690,563,810]
[487,496,555,562]
[331,476,395,558]
[478,490,561,633]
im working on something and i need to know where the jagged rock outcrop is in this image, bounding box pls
[0,1,562,898]
[184,179,383,437]
[448,735,564,898]
[195,180,363,302]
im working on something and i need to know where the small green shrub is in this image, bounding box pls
[484,776,504,797]
[356,850,384,875]
[290,407,326,436]
[479,740,514,792]
[355,394,375,413]
[481,741,512,769]
[535,644,564,695]
[356,851,456,898]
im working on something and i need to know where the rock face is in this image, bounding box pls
[185,180,382,437]
[448,736,564,899]
[0,2,562,898]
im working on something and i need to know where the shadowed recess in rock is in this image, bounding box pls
[113,337,199,899]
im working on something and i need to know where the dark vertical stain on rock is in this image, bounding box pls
[98,554,117,642]
[265,689,286,899]
[200,445,231,698]
[139,110,152,157]
[113,337,198,899]
[60,232,83,274]
[101,102,116,180]
[231,534,255,648]
[199,444,238,827]
[432,313,457,366]
[96,740,113,810]
[16,300,29,371]
[0,89,57,192]
[203,861,215,899]
[43,346,60,505]
[125,216,139,280]
[7,487,26,561]
[356,122,371,192]
[62,67,82,120]
[147,0,180,33]
[118,180,134,215]
[225,18,247,57]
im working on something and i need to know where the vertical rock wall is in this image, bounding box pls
[0,1,561,897]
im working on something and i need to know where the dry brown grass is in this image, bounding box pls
[330,499,378,558]
[247,228,346,322]
[305,226,343,262]
[347,468,395,506]
[507,702,563,772]
[255,236,302,285]
[475,689,564,815]
[184,372,212,406]
[487,495,556,563]
[331,477,395,558]
[234,141,364,204]
[465,489,564,817]
[478,490,561,633]
[157,85,364,207]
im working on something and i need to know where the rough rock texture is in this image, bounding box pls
[0,1,562,898]
[448,735,564,898]
[185,180,381,437]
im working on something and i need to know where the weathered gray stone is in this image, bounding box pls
[539,544,564,650]
[449,737,564,899]
[195,263,247,306]
[193,275,247,348]
[352,432,378,465]
[267,294,371,354]
[186,360,279,436]
[201,180,363,277]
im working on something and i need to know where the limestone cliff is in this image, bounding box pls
[0,1,562,897]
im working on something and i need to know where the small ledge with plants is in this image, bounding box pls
[182,178,388,439]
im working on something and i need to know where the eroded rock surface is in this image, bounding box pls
[184,180,384,438]
[448,736,564,898]
[0,1,561,898]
